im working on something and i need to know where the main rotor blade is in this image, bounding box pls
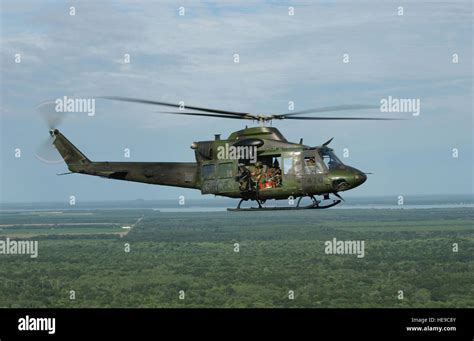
[277,104,380,118]
[281,116,398,120]
[156,111,254,120]
[99,97,400,122]
[158,111,397,121]
[100,96,251,117]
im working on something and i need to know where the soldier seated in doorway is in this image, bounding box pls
[251,161,267,189]
[271,159,282,187]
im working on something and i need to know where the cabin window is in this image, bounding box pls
[304,157,317,174]
[202,164,215,179]
[218,162,234,178]
[282,157,293,175]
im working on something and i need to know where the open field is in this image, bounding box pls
[0,207,472,308]
[0,210,144,237]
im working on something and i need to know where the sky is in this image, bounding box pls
[0,0,472,203]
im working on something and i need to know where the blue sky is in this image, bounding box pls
[1,0,472,203]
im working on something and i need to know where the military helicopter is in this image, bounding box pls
[39,96,397,211]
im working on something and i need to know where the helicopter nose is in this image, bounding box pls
[352,169,367,187]
[331,168,367,192]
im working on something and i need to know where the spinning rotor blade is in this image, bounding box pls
[280,116,396,121]
[99,96,400,122]
[273,104,399,121]
[37,101,64,129]
[155,111,253,120]
[277,104,380,118]
[99,96,251,118]
[36,101,64,163]
[35,134,62,164]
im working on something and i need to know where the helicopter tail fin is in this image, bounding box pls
[50,129,91,169]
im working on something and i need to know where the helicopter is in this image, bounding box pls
[40,96,397,211]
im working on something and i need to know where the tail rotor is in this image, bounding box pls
[35,101,64,164]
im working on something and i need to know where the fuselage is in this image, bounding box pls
[51,126,366,202]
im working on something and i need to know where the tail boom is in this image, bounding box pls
[51,129,199,189]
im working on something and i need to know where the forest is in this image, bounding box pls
[0,208,472,308]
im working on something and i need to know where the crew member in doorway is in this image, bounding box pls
[271,159,282,187]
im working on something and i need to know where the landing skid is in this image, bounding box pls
[227,195,342,212]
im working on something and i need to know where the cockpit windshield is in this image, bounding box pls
[318,149,343,170]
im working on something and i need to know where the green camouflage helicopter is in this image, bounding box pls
[40,97,396,211]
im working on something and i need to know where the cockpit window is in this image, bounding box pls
[318,149,343,170]
[304,156,325,174]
